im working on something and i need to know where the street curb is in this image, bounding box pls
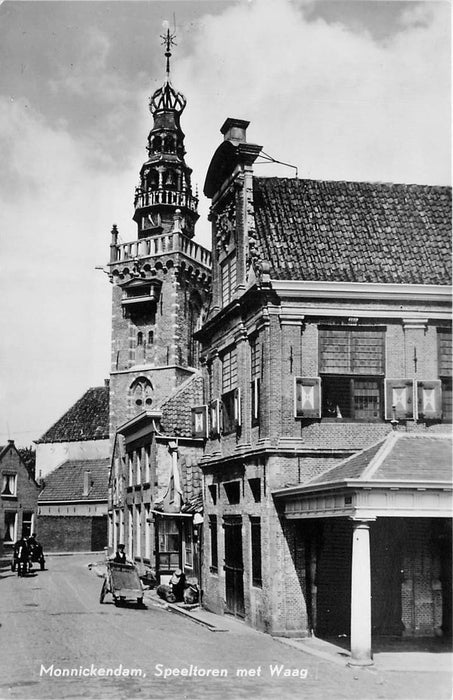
[166,604,230,632]
[274,636,351,668]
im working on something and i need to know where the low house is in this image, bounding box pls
[38,458,109,552]
[0,440,40,557]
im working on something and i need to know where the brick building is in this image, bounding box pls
[38,458,109,552]
[106,28,210,584]
[0,440,39,557]
[196,118,452,662]
[35,383,110,551]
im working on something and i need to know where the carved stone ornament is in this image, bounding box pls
[215,198,236,254]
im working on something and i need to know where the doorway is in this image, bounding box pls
[224,515,244,618]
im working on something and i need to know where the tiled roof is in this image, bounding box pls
[36,386,110,443]
[159,373,204,438]
[252,177,451,285]
[373,434,452,481]
[38,458,109,502]
[306,433,452,487]
[309,441,386,485]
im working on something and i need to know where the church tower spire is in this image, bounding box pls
[133,21,198,239]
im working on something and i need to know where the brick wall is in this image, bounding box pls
[38,515,107,552]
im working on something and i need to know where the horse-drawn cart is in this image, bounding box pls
[99,561,144,607]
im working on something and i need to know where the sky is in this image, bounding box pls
[0,0,450,446]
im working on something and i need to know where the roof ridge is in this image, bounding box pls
[253,175,452,191]
[360,432,398,480]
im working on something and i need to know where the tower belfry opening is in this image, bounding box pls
[133,22,198,240]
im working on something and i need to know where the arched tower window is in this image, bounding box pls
[164,135,175,153]
[129,377,153,412]
[153,135,162,153]
[164,169,176,190]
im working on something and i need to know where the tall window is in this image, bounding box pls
[144,504,151,560]
[188,292,202,367]
[135,505,141,557]
[1,474,17,496]
[184,521,193,569]
[158,518,180,570]
[221,255,236,307]
[438,329,452,422]
[250,517,262,587]
[136,450,141,485]
[319,327,385,421]
[209,515,218,572]
[222,347,238,434]
[250,335,261,426]
[4,512,16,543]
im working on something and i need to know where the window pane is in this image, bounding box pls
[353,379,381,420]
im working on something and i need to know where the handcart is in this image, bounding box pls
[99,560,144,607]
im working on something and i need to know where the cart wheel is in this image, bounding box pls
[137,597,144,607]
[99,579,107,604]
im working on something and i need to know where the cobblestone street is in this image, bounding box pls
[0,554,450,700]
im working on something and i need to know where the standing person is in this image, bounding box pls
[16,535,29,576]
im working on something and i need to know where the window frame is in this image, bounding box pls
[320,374,384,422]
[1,474,17,497]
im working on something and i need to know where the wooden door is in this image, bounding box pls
[224,516,244,618]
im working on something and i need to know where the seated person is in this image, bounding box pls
[110,543,131,564]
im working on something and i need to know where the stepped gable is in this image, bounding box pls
[38,458,109,501]
[36,387,109,444]
[159,373,204,438]
[252,177,451,285]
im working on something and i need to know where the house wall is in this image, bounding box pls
[0,443,39,556]
[198,129,451,637]
[38,514,107,552]
[35,439,110,480]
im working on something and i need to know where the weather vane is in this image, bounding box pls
[160,19,177,81]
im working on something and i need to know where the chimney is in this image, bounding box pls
[8,439,14,445]
[220,118,250,144]
[83,470,91,497]
[104,378,110,388]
